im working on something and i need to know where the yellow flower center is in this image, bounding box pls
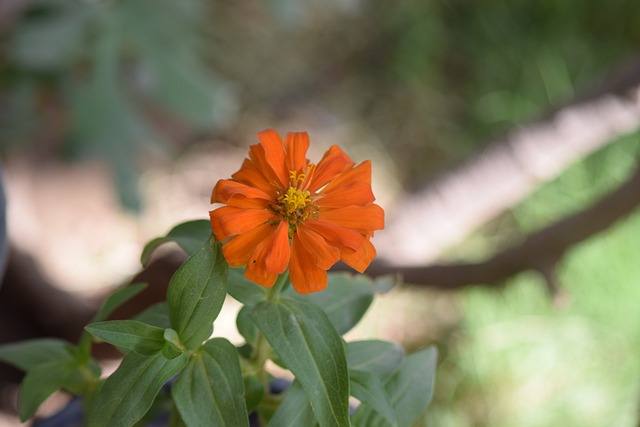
[281,186,312,214]
[274,170,317,229]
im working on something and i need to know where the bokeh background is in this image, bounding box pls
[1,0,640,425]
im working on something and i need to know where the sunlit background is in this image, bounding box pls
[1,0,640,425]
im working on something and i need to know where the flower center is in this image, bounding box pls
[274,170,317,229]
[281,187,312,214]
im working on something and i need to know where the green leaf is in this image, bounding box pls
[167,240,228,350]
[78,283,148,356]
[173,338,248,427]
[18,358,77,421]
[243,375,264,414]
[85,320,166,356]
[92,283,148,324]
[236,305,259,347]
[227,267,267,306]
[134,302,171,329]
[352,347,438,427]
[268,381,318,427]
[87,351,189,427]
[0,338,70,372]
[249,298,350,427]
[347,340,404,379]
[349,370,396,427]
[288,273,378,335]
[141,220,212,266]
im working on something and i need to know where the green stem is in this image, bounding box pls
[248,271,290,410]
[267,270,289,301]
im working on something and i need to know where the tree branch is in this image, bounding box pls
[354,161,640,289]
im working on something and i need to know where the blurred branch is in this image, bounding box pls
[377,58,640,265]
[359,160,640,289]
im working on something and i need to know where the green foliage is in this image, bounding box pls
[268,381,318,427]
[85,321,166,356]
[3,0,233,208]
[173,338,249,427]
[249,297,351,427]
[4,220,438,426]
[286,273,378,335]
[140,220,212,266]
[87,351,189,427]
[353,347,438,427]
[167,239,228,350]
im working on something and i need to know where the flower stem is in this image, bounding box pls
[267,270,289,301]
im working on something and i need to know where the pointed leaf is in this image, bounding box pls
[288,273,379,335]
[92,283,147,323]
[167,240,228,350]
[268,380,318,427]
[236,305,259,347]
[173,338,248,427]
[228,267,267,306]
[0,338,70,372]
[78,283,149,356]
[347,340,404,379]
[352,347,438,427]
[87,351,189,427]
[141,220,212,266]
[18,358,77,421]
[134,302,171,329]
[85,320,166,356]
[349,370,396,426]
[249,298,350,427]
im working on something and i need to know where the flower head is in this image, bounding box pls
[209,129,384,293]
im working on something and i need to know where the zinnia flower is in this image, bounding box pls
[209,129,384,293]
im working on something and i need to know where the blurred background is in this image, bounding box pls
[1,0,640,425]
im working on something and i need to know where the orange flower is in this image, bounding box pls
[209,129,384,293]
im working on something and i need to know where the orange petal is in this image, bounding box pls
[257,129,288,188]
[285,132,310,174]
[209,206,275,240]
[295,226,340,270]
[264,221,291,274]
[308,145,355,192]
[245,237,278,288]
[304,220,364,250]
[212,179,272,204]
[317,181,375,208]
[340,238,376,273]
[318,204,384,232]
[221,223,275,267]
[323,161,371,193]
[232,159,275,197]
[289,234,328,293]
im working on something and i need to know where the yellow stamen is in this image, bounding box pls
[281,187,312,214]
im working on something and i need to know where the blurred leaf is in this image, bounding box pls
[243,375,264,414]
[236,305,260,347]
[352,346,438,427]
[85,320,166,356]
[87,351,189,427]
[249,298,350,427]
[134,302,171,329]
[0,338,71,372]
[18,358,77,421]
[287,272,385,335]
[228,267,267,306]
[9,0,94,70]
[140,220,212,266]
[349,370,396,426]
[347,340,404,379]
[268,380,318,427]
[92,283,148,323]
[167,240,228,350]
[173,338,248,427]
